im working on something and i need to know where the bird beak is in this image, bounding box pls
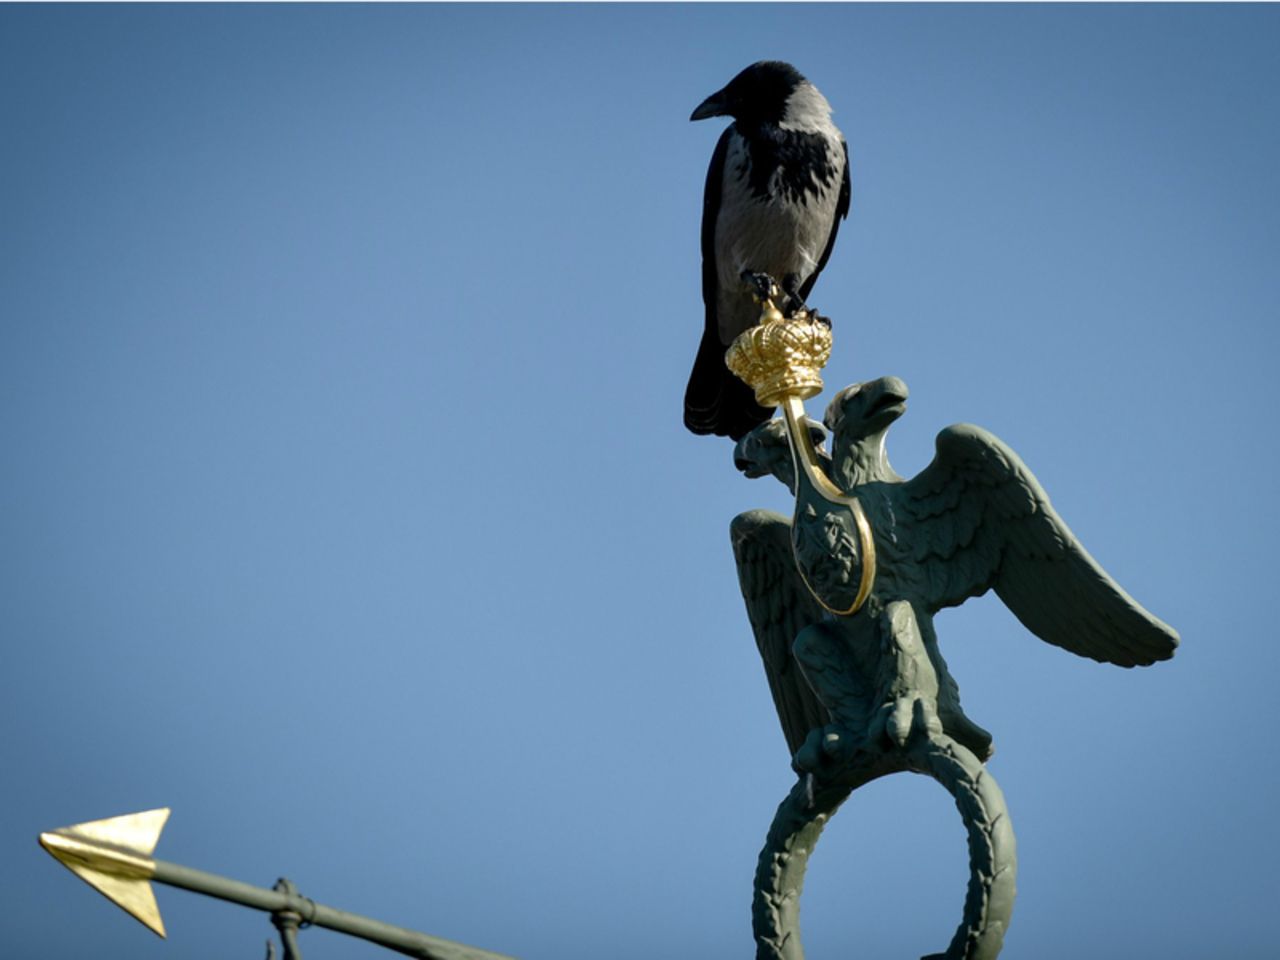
[690,90,729,121]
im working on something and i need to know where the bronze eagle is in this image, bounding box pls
[730,376,1180,764]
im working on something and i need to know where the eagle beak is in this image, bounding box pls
[690,90,729,121]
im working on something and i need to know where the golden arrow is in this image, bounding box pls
[40,808,516,960]
[40,807,170,935]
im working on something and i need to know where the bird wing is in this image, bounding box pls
[798,138,850,302]
[700,126,731,315]
[898,424,1179,667]
[731,509,831,756]
[685,126,772,439]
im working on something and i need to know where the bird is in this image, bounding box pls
[684,60,851,441]
[730,377,1180,763]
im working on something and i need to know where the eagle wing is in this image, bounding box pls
[730,509,831,756]
[899,424,1179,667]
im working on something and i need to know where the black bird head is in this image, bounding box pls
[691,61,808,126]
[824,376,909,487]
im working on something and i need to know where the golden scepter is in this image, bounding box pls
[725,281,875,616]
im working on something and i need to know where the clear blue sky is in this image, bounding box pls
[2,5,1277,959]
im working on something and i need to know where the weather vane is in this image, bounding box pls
[717,279,1178,960]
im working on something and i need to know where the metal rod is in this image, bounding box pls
[151,859,515,960]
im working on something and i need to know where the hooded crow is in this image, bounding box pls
[684,61,850,440]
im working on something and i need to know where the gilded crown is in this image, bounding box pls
[725,303,833,407]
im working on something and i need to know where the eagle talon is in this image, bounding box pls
[872,696,943,750]
[792,723,861,774]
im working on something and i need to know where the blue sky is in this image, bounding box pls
[2,5,1278,959]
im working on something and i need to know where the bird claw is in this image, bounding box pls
[738,271,830,324]
[740,270,781,305]
[781,273,809,317]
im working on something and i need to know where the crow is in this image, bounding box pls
[684,61,851,440]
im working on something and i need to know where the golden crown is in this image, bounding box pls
[725,302,833,407]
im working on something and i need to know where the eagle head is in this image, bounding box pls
[733,415,829,494]
[824,376,908,487]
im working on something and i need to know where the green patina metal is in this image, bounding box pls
[150,863,512,960]
[730,370,1179,960]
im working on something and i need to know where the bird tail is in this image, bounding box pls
[683,327,773,440]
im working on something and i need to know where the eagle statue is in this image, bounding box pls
[729,373,1179,960]
[732,374,1178,765]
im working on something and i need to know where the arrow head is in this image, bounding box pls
[40,808,170,937]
